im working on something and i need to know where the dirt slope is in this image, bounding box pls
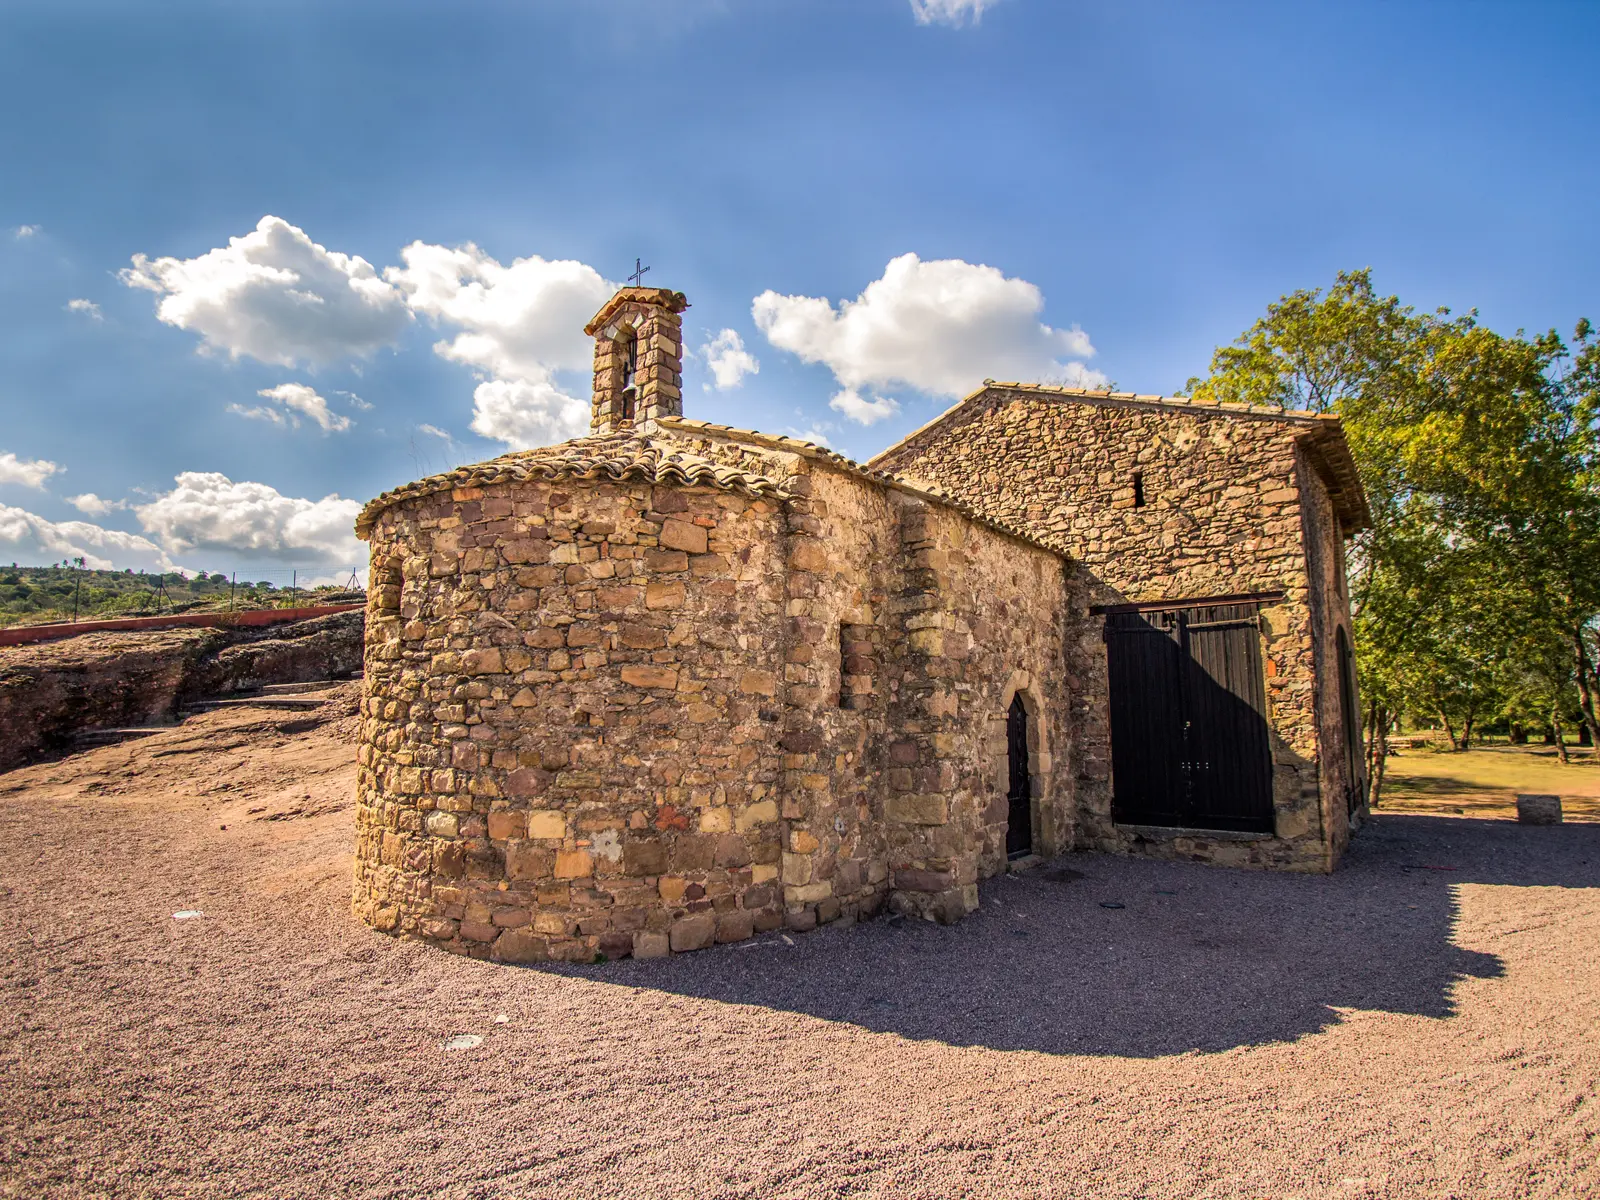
[2,699,1597,1199]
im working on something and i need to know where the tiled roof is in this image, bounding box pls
[356,418,1074,559]
[354,435,779,539]
[657,418,1069,557]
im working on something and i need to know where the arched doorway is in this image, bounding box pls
[1336,625,1366,812]
[1006,693,1033,858]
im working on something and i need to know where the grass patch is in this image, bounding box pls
[1378,744,1600,821]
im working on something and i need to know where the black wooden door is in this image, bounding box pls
[1105,602,1274,833]
[1005,694,1032,858]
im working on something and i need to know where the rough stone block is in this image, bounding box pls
[659,519,709,555]
[624,840,669,876]
[738,670,777,696]
[1517,794,1562,825]
[632,930,670,959]
[424,811,459,838]
[487,810,525,841]
[462,648,503,675]
[716,911,754,943]
[669,914,716,952]
[781,852,812,885]
[621,665,679,689]
[785,881,833,904]
[885,794,950,825]
[554,849,594,878]
[735,799,778,832]
[526,810,566,839]
[645,581,686,609]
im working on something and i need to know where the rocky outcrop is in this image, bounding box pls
[0,610,363,771]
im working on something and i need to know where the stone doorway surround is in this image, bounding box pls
[995,668,1052,865]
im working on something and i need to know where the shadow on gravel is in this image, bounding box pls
[546,814,1600,1057]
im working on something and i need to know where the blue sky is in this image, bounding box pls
[2,0,1596,581]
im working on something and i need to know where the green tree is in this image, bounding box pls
[1187,271,1600,794]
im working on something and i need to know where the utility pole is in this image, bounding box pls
[71,556,85,622]
[291,570,297,608]
[230,571,236,612]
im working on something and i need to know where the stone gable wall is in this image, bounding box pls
[878,392,1352,871]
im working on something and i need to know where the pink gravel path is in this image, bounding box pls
[1,700,1597,1199]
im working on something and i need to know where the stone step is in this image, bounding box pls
[75,726,171,745]
[186,696,329,711]
[256,680,343,696]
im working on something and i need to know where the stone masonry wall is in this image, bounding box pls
[879,493,1074,921]
[354,479,789,963]
[877,391,1350,871]
[767,463,899,932]
[1297,446,1363,860]
[353,430,1080,956]
[657,422,1076,922]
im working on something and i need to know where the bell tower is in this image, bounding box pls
[583,284,689,435]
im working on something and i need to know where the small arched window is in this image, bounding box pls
[616,331,638,422]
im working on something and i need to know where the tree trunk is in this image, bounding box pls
[1510,724,1527,745]
[1553,711,1571,764]
[1571,630,1600,750]
[1363,701,1391,806]
[1438,711,1457,751]
[1459,711,1475,750]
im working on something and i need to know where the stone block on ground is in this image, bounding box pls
[1517,794,1562,825]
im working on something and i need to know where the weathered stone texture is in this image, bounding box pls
[354,478,788,963]
[351,291,1372,964]
[875,388,1364,873]
[353,427,1072,955]
[0,610,363,771]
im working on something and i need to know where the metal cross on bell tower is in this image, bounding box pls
[627,258,650,287]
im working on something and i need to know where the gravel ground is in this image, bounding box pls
[2,701,1598,1199]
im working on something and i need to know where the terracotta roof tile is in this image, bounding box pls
[355,434,778,539]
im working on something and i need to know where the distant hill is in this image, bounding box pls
[0,564,363,629]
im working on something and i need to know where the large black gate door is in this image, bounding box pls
[1104,602,1274,833]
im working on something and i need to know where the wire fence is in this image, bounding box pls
[0,561,367,629]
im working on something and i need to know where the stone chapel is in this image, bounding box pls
[351,284,1371,963]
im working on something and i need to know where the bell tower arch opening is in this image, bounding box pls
[584,285,690,435]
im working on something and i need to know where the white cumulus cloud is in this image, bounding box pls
[67,493,128,516]
[385,241,611,450]
[753,254,1102,407]
[12,224,40,239]
[120,215,411,367]
[417,424,452,440]
[465,377,590,450]
[0,452,63,489]
[911,0,998,26]
[701,328,760,390]
[828,389,901,426]
[66,298,103,320]
[0,504,176,572]
[227,403,288,426]
[254,383,352,432]
[134,472,362,569]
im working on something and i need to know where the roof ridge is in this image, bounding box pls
[655,418,1069,559]
[866,383,1340,471]
[354,436,780,539]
